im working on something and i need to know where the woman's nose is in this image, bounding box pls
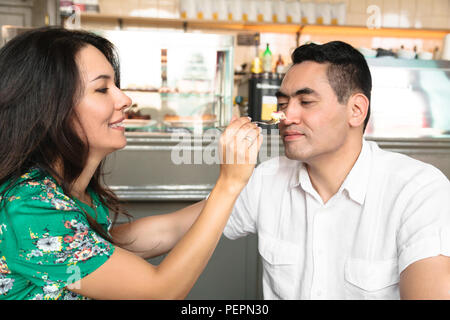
[116,90,132,111]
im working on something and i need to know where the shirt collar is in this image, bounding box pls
[289,162,303,189]
[290,162,321,202]
[290,139,372,205]
[340,139,371,205]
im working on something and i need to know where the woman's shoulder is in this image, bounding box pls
[0,167,112,237]
[2,166,50,193]
[0,168,100,251]
[0,167,81,216]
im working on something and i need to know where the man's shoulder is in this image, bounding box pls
[368,140,449,187]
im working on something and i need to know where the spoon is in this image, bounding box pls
[215,111,286,131]
[252,119,281,125]
[252,111,286,125]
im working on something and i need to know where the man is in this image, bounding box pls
[223,41,450,299]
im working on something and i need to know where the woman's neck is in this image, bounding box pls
[53,155,102,204]
[71,157,101,200]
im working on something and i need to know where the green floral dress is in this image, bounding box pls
[0,167,115,300]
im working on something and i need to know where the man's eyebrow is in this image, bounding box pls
[294,87,319,97]
[90,74,111,82]
[275,90,288,98]
[276,87,320,98]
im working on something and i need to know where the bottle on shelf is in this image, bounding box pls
[275,54,284,74]
[60,1,74,17]
[433,46,440,60]
[262,43,273,73]
[160,48,170,93]
[251,56,262,74]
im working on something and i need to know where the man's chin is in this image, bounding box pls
[284,150,309,162]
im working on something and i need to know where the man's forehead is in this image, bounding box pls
[280,61,330,94]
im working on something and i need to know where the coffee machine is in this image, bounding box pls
[246,73,283,123]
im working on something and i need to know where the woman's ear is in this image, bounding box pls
[347,93,369,129]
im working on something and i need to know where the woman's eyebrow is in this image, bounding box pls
[90,74,111,82]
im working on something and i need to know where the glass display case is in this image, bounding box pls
[365,58,450,138]
[97,30,234,134]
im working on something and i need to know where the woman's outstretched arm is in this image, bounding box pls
[109,200,206,259]
[69,116,262,299]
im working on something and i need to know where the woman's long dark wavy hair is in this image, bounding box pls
[0,26,132,244]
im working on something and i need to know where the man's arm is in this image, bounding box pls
[110,200,206,259]
[400,255,450,299]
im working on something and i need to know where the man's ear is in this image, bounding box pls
[347,93,369,129]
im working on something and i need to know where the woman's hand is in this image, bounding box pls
[218,116,263,190]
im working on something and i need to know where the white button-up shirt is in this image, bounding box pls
[223,139,450,299]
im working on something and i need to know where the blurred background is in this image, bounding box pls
[1,0,449,299]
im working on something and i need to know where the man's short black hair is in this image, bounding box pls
[291,41,372,132]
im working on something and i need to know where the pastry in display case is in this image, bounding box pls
[123,104,158,132]
[163,113,217,133]
[96,30,234,134]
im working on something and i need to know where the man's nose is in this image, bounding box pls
[282,103,300,125]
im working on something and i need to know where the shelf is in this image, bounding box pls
[122,88,159,92]
[78,13,450,39]
[122,88,215,96]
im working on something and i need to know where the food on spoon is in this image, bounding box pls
[270,111,286,123]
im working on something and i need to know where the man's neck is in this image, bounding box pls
[305,137,363,204]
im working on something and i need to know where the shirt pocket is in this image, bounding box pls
[258,234,300,299]
[344,258,400,300]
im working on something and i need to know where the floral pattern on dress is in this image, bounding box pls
[8,196,20,202]
[0,277,14,296]
[0,256,14,296]
[0,167,115,300]
[0,256,10,274]
[22,177,80,212]
[19,219,112,268]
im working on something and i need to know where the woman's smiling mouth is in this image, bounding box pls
[108,117,125,130]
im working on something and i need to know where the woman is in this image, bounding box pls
[0,27,262,300]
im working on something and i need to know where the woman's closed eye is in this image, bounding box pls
[96,88,109,94]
